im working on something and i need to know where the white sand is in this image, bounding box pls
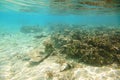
[0,32,120,80]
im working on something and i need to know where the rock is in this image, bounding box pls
[60,63,72,72]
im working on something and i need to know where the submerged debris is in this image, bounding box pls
[44,25,120,66]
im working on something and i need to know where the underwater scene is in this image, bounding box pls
[0,0,120,80]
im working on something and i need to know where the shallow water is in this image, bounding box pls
[0,0,120,80]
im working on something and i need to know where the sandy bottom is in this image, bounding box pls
[0,32,120,80]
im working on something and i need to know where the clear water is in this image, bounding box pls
[0,0,120,80]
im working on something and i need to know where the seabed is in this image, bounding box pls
[0,24,120,80]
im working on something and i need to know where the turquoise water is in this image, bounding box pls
[0,0,120,80]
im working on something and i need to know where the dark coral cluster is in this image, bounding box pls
[44,25,120,66]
